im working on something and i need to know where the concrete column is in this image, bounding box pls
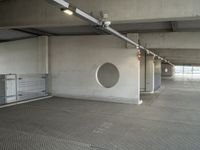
[38,36,49,74]
[140,54,155,93]
[154,59,161,91]
[140,51,146,92]
[146,55,155,93]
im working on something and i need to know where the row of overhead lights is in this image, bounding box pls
[50,0,174,66]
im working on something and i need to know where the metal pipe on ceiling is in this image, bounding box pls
[50,0,174,66]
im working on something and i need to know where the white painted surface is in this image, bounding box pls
[1,0,200,28]
[0,37,47,74]
[49,35,140,104]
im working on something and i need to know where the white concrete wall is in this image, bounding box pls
[0,37,47,74]
[49,35,141,104]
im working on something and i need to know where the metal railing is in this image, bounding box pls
[17,74,49,101]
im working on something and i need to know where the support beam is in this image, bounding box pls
[140,32,200,49]
[15,28,54,36]
[145,55,155,93]
[12,29,41,36]
[152,49,200,65]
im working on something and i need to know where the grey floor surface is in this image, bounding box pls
[1,76,200,150]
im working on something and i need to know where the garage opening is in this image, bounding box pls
[175,66,200,75]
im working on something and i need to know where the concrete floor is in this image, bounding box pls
[0,76,200,150]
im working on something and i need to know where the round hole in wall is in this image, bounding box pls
[96,63,120,88]
[165,68,169,73]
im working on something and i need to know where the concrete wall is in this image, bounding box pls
[0,37,48,74]
[49,35,141,104]
[154,59,161,90]
[162,63,175,77]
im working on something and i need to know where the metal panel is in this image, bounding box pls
[17,74,48,101]
[0,74,17,104]
[0,75,5,105]
[5,74,17,103]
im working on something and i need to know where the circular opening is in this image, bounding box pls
[96,63,120,88]
[165,68,169,73]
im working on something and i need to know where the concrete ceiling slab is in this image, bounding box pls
[0,29,35,41]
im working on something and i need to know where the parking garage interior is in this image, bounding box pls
[1,0,200,149]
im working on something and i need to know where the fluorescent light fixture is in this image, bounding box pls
[63,9,73,15]
[53,0,69,8]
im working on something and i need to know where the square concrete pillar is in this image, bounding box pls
[140,54,155,93]
[140,51,146,92]
[154,59,162,91]
[146,55,155,93]
[38,36,49,74]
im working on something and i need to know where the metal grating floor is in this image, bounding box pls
[1,76,200,150]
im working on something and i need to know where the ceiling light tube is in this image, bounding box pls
[53,0,69,8]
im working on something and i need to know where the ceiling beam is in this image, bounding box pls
[12,29,40,36]
[12,28,53,36]
[0,36,37,43]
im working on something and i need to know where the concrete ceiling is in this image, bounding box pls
[1,0,200,66]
